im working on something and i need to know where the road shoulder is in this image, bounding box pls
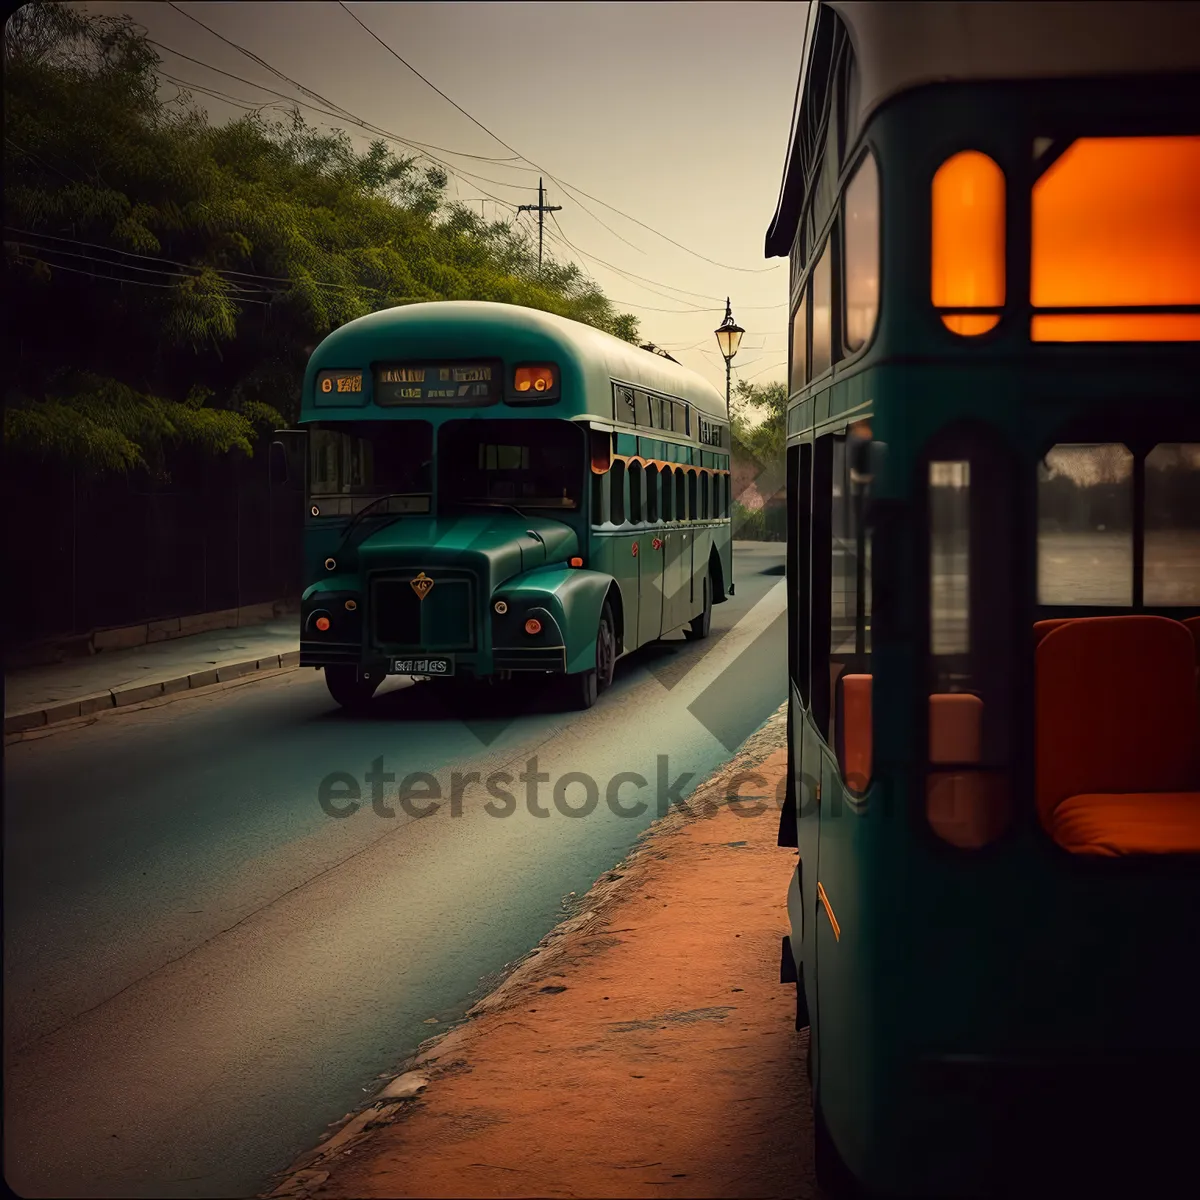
[265,704,819,1200]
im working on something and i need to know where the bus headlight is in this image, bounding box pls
[494,600,508,614]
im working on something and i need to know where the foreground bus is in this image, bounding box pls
[283,301,733,712]
[768,2,1200,1194]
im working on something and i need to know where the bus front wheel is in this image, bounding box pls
[558,605,614,711]
[324,666,380,712]
[683,574,712,641]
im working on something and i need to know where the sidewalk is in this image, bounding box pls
[266,706,819,1200]
[4,618,301,735]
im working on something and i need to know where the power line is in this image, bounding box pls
[336,2,782,275]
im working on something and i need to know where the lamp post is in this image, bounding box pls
[714,297,744,427]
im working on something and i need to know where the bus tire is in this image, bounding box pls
[324,665,380,712]
[596,603,616,692]
[683,573,712,641]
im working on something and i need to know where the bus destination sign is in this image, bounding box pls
[374,361,500,406]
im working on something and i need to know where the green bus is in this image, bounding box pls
[283,300,733,712]
[768,2,1200,1195]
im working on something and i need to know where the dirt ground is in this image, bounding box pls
[267,707,820,1200]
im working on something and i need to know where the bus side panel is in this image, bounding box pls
[591,531,640,655]
[814,749,879,1188]
[798,702,824,1081]
[692,526,713,614]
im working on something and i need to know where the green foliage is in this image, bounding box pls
[731,379,786,471]
[3,2,640,474]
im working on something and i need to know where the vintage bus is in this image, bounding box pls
[768,2,1200,1195]
[282,301,733,712]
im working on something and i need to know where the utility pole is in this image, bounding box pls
[517,177,561,270]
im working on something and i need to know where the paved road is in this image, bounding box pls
[4,543,787,1199]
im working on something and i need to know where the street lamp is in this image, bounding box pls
[714,298,744,425]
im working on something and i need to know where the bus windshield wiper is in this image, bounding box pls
[335,493,410,555]
[443,498,529,519]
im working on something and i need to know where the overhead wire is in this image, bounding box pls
[336,1,782,274]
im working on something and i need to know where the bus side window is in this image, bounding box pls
[1145,443,1200,605]
[629,462,644,524]
[591,472,605,525]
[646,465,659,523]
[1037,444,1133,606]
[676,468,687,520]
[789,443,814,704]
[810,435,834,738]
[661,467,674,521]
[829,432,873,793]
[924,427,1015,848]
[687,470,698,520]
[610,459,626,525]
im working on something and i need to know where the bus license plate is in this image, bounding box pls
[390,656,454,676]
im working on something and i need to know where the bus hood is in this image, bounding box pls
[351,512,580,590]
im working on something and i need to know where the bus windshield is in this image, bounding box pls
[309,421,432,498]
[438,419,583,511]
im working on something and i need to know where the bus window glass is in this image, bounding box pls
[676,469,687,519]
[843,151,880,352]
[614,384,636,424]
[609,459,626,525]
[1144,443,1200,605]
[634,391,652,426]
[811,241,833,377]
[591,473,604,526]
[925,435,1015,848]
[1032,137,1200,341]
[439,420,581,511]
[646,465,659,523]
[791,292,809,392]
[661,468,674,521]
[792,443,813,703]
[1037,444,1133,606]
[688,470,698,519]
[309,421,432,497]
[929,461,970,659]
[629,462,644,523]
[931,151,1005,335]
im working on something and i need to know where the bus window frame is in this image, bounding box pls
[914,421,1024,852]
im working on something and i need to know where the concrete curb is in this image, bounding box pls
[6,598,301,669]
[4,650,302,735]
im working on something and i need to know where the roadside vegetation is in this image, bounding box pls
[2,2,641,476]
[730,379,786,540]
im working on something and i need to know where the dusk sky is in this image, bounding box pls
[76,1,808,394]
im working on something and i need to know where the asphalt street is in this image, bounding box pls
[4,542,788,1199]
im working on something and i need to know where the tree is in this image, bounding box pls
[3,3,641,476]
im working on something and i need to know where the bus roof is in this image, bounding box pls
[303,300,727,420]
[766,0,1200,256]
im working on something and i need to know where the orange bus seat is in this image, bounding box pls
[1183,616,1200,665]
[927,693,1009,848]
[1049,792,1200,856]
[1034,617,1078,646]
[1036,615,1200,855]
[839,674,872,791]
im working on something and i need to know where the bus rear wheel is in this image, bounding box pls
[683,573,712,641]
[324,665,380,712]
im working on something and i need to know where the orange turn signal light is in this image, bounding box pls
[569,557,583,567]
[524,618,542,635]
[514,365,555,393]
[315,616,331,632]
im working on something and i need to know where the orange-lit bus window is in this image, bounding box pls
[931,151,1005,335]
[1032,137,1200,342]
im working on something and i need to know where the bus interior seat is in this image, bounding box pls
[926,693,1008,848]
[835,674,873,791]
[1036,615,1200,856]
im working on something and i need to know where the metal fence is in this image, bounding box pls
[4,451,304,645]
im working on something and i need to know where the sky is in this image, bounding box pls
[77,1,809,395]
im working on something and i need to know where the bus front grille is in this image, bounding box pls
[371,572,475,650]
